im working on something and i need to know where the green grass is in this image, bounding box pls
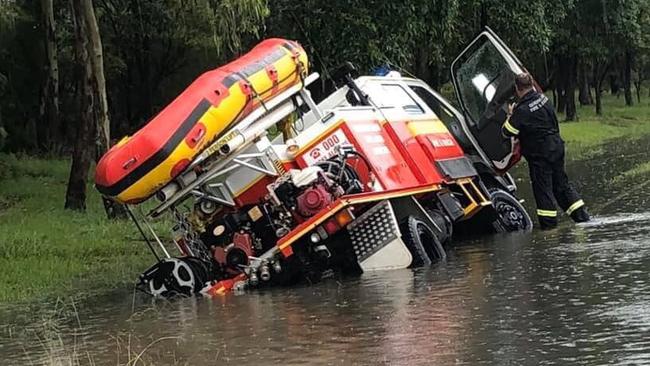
[0,154,154,303]
[558,94,650,156]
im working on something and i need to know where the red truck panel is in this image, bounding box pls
[382,121,444,184]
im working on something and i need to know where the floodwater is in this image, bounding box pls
[2,137,650,365]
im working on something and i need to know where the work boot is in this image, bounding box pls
[570,207,590,223]
[538,216,558,230]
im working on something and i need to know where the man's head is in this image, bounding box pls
[514,72,534,98]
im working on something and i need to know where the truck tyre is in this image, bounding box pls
[426,208,453,245]
[489,189,532,232]
[400,216,446,267]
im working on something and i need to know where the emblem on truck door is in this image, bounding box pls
[303,129,350,165]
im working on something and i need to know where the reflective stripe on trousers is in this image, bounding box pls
[537,209,557,217]
[566,199,585,215]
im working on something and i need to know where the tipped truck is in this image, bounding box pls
[97,29,533,298]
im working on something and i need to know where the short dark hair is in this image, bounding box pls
[515,73,534,91]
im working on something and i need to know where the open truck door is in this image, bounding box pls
[451,27,534,173]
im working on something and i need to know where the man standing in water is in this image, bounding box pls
[502,73,590,229]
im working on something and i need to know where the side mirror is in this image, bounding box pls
[331,61,359,86]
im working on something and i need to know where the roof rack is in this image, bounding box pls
[147,73,321,218]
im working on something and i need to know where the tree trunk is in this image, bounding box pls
[65,0,94,211]
[593,60,612,116]
[64,0,127,217]
[556,83,566,113]
[38,0,59,152]
[578,60,592,105]
[0,75,6,150]
[623,49,633,106]
[609,74,620,96]
[565,55,578,121]
[555,54,568,113]
[82,0,110,157]
[595,83,602,116]
[84,1,127,218]
[414,42,432,88]
[634,77,643,103]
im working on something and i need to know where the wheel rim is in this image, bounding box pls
[494,198,527,231]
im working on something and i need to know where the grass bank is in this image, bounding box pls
[0,155,152,303]
[558,94,650,158]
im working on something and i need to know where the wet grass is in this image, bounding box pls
[611,161,650,183]
[0,154,154,303]
[5,297,179,365]
[558,94,650,158]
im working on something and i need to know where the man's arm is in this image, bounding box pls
[502,105,521,138]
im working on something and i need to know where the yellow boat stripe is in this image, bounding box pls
[503,120,519,135]
[537,209,557,217]
[566,199,585,215]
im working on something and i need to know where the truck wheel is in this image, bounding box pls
[400,216,446,267]
[426,208,453,245]
[489,189,532,232]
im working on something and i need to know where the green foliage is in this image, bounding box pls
[0,1,21,32]
[478,0,573,55]
[267,0,459,81]
[98,0,269,131]
[2,0,650,153]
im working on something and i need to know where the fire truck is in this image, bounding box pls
[95,28,533,297]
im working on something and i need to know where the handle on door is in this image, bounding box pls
[191,128,206,143]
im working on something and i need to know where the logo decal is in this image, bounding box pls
[303,129,349,165]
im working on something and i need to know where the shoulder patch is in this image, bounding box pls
[528,95,548,112]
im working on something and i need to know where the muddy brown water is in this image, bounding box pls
[2,137,650,365]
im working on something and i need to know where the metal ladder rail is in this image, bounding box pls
[148,88,319,218]
[189,73,320,169]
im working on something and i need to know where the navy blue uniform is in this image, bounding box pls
[503,90,588,228]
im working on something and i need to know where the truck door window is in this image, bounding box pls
[452,40,516,128]
[409,85,458,127]
[366,83,425,115]
[408,84,472,150]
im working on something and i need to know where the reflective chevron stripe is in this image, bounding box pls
[503,120,519,135]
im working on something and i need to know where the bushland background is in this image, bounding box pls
[1,0,650,302]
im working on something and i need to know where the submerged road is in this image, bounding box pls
[2,137,650,365]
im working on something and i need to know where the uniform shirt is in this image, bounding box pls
[502,90,563,159]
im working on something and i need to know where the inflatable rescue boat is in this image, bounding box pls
[95,39,308,203]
